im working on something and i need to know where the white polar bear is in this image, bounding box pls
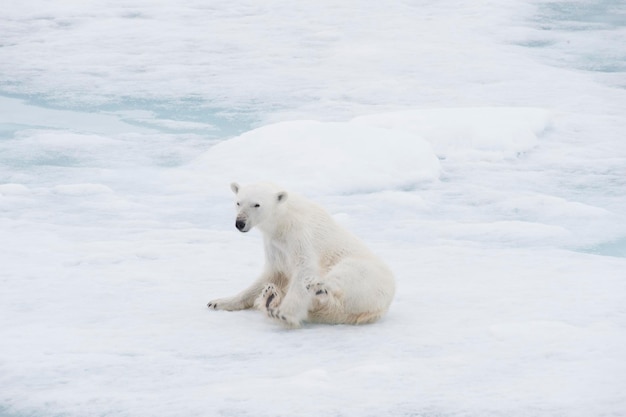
[207,182,395,328]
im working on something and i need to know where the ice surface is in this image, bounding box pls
[1,1,626,417]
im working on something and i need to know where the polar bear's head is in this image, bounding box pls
[230,182,288,233]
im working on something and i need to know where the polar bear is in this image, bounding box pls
[207,182,395,328]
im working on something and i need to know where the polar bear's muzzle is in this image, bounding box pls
[236,218,249,232]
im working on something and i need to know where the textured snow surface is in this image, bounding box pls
[1,1,626,417]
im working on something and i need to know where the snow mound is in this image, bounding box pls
[0,183,30,196]
[352,107,553,160]
[193,120,440,194]
[53,184,115,196]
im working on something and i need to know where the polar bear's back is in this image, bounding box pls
[281,193,376,261]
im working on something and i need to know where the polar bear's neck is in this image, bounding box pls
[258,195,310,239]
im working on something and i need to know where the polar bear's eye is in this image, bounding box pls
[254,203,260,208]
[236,202,240,206]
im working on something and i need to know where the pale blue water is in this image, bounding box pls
[530,0,626,258]
[583,237,626,258]
[531,0,626,73]
[537,0,625,30]
[1,92,254,138]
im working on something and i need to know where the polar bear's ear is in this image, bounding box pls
[230,182,240,194]
[276,191,288,203]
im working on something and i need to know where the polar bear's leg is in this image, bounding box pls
[304,281,344,321]
[263,279,314,328]
[257,283,308,328]
[207,280,265,310]
[308,258,394,325]
[208,270,277,311]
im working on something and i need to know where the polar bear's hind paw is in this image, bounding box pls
[306,282,329,296]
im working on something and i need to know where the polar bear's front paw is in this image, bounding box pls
[265,295,306,328]
[267,307,301,328]
[257,284,296,328]
[260,284,281,310]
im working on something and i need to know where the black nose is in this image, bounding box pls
[236,220,246,231]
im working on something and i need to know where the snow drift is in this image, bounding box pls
[193,120,441,194]
[352,107,554,160]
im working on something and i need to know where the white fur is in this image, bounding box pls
[207,182,395,328]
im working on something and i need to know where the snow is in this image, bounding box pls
[192,120,440,194]
[1,1,626,417]
[352,107,554,160]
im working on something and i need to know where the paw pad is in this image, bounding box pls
[306,283,329,296]
[261,284,280,310]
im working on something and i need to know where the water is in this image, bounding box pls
[528,0,626,75]
[583,236,626,258]
[536,0,626,30]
